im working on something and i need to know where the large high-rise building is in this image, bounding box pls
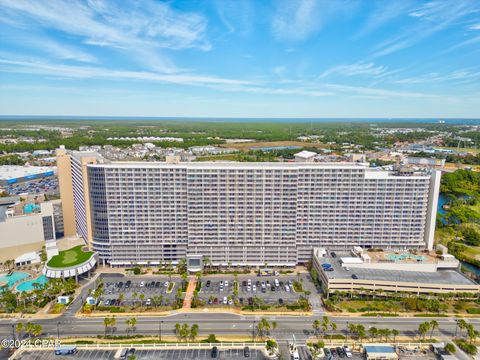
[57,149,440,266]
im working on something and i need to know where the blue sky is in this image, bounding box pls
[0,0,480,118]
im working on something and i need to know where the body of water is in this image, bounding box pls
[0,271,30,289]
[16,275,48,292]
[1,115,480,125]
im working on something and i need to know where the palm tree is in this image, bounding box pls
[458,319,467,338]
[174,323,181,340]
[118,293,125,306]
[16,323,23,339]
[312,319,321,338]
[418,322,431,341]
[104,317,110,336]
[190,324,199,341]
[357,325,366,343]
[321,316,330,338]
[132,292,138,308]
[30,324,42,338]
[110,316,116,336]
[429,320,439,339]
[392,329,399,343]
[139,293,145,309]
[467,324,478,344]
[369,327,378,342]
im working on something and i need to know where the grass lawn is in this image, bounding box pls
[47,245,94,268]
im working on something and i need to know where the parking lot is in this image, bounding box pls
[101,276,183,308]
[5,176,59,196]
[13,347,267,359]
[199,274,306,307]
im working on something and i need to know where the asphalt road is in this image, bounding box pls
[1,312,478,343]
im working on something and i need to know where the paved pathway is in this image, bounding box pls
[182,277,197,309]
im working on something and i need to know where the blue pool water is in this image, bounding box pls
[16,275,48,292]
[23,203,40,213]
[0,272,30,288]
[386,254,425,262]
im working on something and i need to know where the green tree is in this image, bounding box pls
[392,329,399,343]
[190,324,199,341]
[429,320,439,339]
[418,322,431,341]
[312,319,321,338]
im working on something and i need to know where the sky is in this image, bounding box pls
[0,0,480,118]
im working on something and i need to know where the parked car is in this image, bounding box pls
[211,346,218,358]
[343,345,352,358]
[243,346,250,357]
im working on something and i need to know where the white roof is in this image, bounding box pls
[0,165,56,181]
[340,257,364,264]
[15,252,39,263]
[295,150,317,158]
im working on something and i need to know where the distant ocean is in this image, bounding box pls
[0,115,480,125]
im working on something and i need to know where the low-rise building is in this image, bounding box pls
[0,200,56,264]
[313,247,479,295]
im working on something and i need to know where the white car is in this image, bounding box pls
[220,286,224,292]
[247,286,251,292]
[146,298,151,306]
[224,280,229,287]
[247,279,252,286]
[252,285,257,292]
[139,281,145,287]
[164,281,169,287]
[343,346,352,358]
[274,271,280,276]
[285,285,290,292]
[223,297,227,305]
[228,299,233,305]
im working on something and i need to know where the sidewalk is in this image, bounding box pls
[182,277,197,309]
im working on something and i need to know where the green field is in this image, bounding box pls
[47,245,94,268]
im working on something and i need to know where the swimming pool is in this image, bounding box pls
[16,275,48,292]
[386,253,426,262]
[0,272,30,289]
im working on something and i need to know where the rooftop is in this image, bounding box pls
[319,253,476,286]
[46,245,94,269]
[0,165,56,181]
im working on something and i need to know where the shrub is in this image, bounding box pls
[466,308,480,314]
[445,343,456,354]
[132,267,141,275]
[205,334,218,343]
[454,339,477,355]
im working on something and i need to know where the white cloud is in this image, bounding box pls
[271,0,356,41]
[0,0,211,72]
[355,0,415,38]
[469,23,480,30]
[370,0,479,58]
[394,70,480,84]
[319,63,388,79]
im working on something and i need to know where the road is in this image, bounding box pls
[1,311,478,342]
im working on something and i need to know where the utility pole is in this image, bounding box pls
[252,320,255,342]
[57,322,61,340]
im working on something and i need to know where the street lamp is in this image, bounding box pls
[454,320,459,338]
[252,320,256,342]
[346,321,349,342]
[11,324,15,342]
[57,322,61,340]
[159,320,163,342]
